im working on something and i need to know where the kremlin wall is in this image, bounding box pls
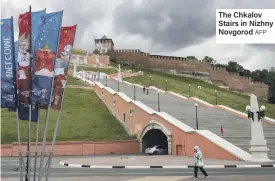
[89,36,269,100]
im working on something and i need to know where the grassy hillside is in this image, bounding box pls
[68,65,117,75]
[1,88,132,144]
[124,70,275,119]
[66,75,86,85]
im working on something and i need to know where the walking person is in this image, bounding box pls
[143,86,146,93]
[220,126,224,136]
[193,146,209,179]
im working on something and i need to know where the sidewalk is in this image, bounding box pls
[60,155,275,168]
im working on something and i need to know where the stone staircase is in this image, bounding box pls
[100,78,275,160]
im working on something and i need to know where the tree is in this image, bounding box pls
[239,69,251,77]
[268,79,275,104]
[203,56,216,65]
[269,67,275,73]
[227,61,244,73]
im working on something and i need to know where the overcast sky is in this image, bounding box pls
[1,0,275,71]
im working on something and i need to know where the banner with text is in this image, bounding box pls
[1,18,18,109]
[31,11,63,105]
[216,9,275,44]
[17,11,32,103]
[51,25,77,110]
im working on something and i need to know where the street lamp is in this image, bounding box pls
[117,79,120,92]
[189,84,191,96]
[165,80,168,91]
[105,75,107,87]
[194,103,198,130]
[134,85,136,100]
[246,105,266,121]
[158,91,160,112]
[215,90,218,105]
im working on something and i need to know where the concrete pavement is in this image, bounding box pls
[4,175,275,181]
[60,155,273,167]
[2,156,275,180]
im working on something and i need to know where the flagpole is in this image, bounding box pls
[11,14,24,181]
[33,105,40,181]
[26,5,33,181]
[16,109,24,181]
[38,11,64,181]
[45,25,77,181]
[33,9,47,181]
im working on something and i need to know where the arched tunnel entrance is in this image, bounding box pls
[142,129,168,154]
[140,121,172,155]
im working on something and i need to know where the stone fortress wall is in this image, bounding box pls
[109,49,268,100]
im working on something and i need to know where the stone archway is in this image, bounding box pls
[139,121,172,155]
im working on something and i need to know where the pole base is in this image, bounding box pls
[249,145,273,162]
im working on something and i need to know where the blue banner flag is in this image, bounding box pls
[14,41,18,70]
[1,18,18,109]
[31,11,63,105]
[8,41,18,112]
[31,10,46,71]
[18,102,39,122]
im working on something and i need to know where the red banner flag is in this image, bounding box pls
[51,25,77,110]
[17,10,31,103]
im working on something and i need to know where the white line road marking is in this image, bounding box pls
[237,165,261,168]
[124,176,192,181]
[125,166,150,169]
[162,166,188,169]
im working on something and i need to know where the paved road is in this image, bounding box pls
[2,156,275,180]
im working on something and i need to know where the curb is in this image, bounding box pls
[59,162,275,169]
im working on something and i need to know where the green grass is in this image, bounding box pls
[1,88,132,144]
[66,75,86,86]
[124,70,275,119]
[68,65,117,75]
[77,66,117,74]
[71,48,87,56]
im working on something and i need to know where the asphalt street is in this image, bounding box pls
[1,156,275,180]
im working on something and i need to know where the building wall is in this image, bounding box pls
[88,54,110,65]
[109,50,268,99]
[1,140,139,157]
[95,41,113,54]
[71,54,88,64]
[95,84,240,161]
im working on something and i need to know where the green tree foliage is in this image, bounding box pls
[203,56,216,65]
[204,56,275,103]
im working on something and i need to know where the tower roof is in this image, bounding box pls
[94,35,114,45]
[101,35,108,39]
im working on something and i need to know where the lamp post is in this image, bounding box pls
[158,91,160,112]
[194,103,198,130]
[149,76,152,86]
[215,90,218,105]
[189,84,191,96]
[117,79,120,92]
[134,85,136,100]
[245,94,271,162]
[245,105,266,122]
[165,80,168,91]
[105,75,107,87]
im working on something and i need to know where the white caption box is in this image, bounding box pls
[216,9,275,44]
